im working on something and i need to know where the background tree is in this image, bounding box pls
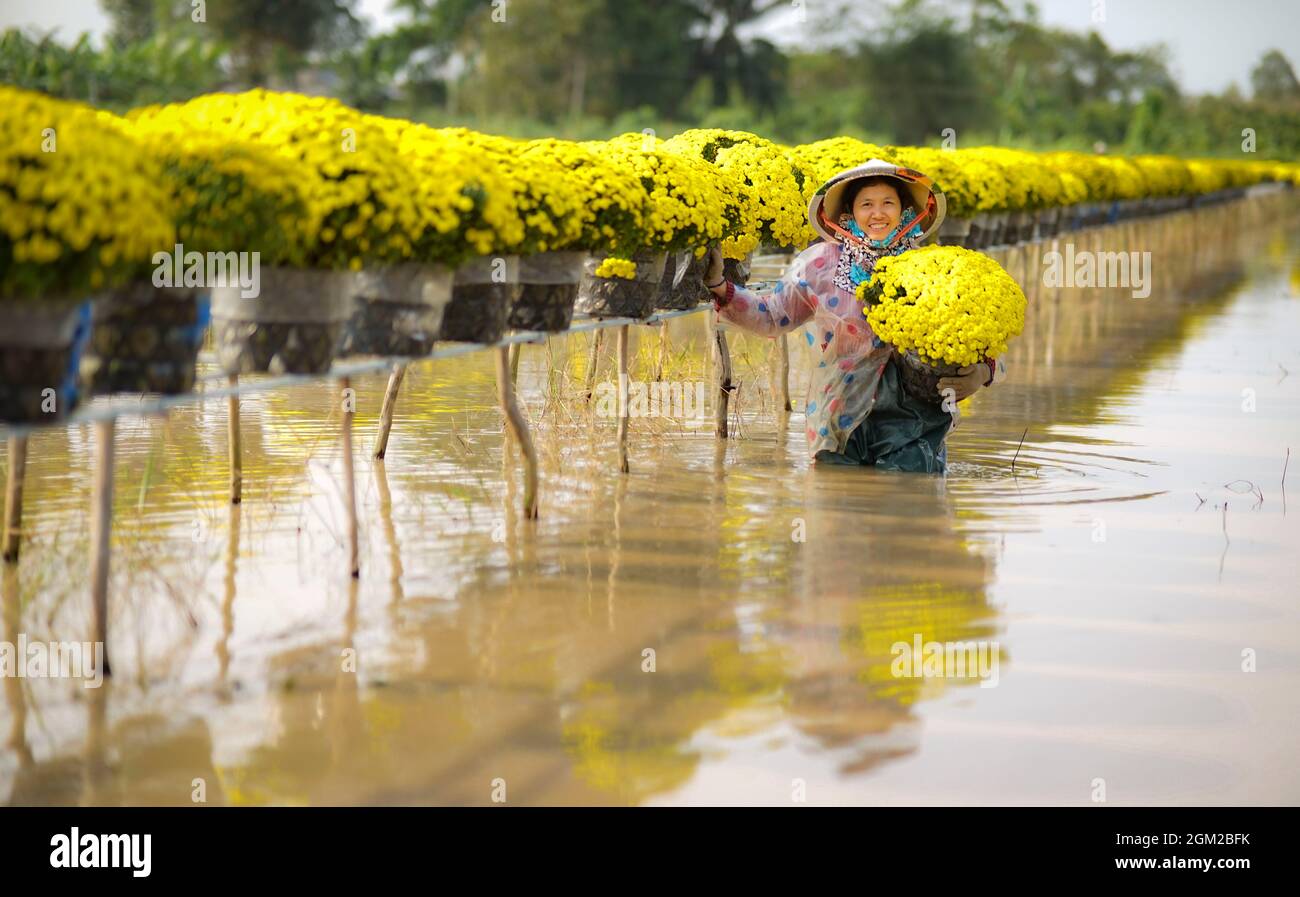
[1,0,1297,157]
[1251,49,1300,105]
[205,0,363,86]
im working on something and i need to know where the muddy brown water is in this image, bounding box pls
[2,196,1299,805]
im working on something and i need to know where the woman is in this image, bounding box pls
[703,159,1006,473]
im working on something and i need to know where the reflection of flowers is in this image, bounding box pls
[561,641,786,802]
[849,583,1004,707]
[560,682,700,802]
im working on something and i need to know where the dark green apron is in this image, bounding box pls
[814,358,952,473]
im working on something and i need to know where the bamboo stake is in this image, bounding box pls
[227,374,242,504]
[616,324,630,473]
[89,419,114,678]
[495,346,539,518]
[712,311,733,438]
[373,363,406,460]
[2,435,28,563]
[653,322,671,382]
[509,342,522,384]
[340,377,359,578]
[584,329,604,402]
[775,334,791,412]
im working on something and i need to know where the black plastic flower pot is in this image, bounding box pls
[210,268,354,375]
[339,264,453,358]
[723,254,752,288]
[1010,211,1034,244]
[80,283,209,396]
[0,299,93,424]
[654,250,711,310]
[574,251,668,320]
[1038,208,1061,239]
[508,251,586,332]
[439,255,520,343]
[893,347,962,406]
[937,216,972,247]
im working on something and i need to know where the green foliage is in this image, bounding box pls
[0,29,226,108]
[2,0,1298,158]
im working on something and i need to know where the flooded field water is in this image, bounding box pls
[3,195,1299,805]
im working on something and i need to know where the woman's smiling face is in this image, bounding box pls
[850,181,904,241]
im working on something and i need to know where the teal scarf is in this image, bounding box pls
[832,206,923,294]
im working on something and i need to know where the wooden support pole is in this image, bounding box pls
[775,334,791,412]
[584,329,604,402]
[340,377,359,578]
[712,312,733,438]
[652,322,671,382]
[616,324,630,474]
[509,342,522,385]
[495,346,539,518]
[89,419,114,678]
[227,374,242,504]
[3,435,28,563]
[373,363,406,460]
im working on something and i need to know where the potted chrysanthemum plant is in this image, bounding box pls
[1,87,177,422]
[661,129,806,303]
[508,138,646,332]
[856,246,1026,405]
[574,133,737,319]
[154,91,424,373]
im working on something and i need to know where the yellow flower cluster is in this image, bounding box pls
[1131,155,1193,197]
[856,246,1027,367]
[663,129,809,257]
[965,147,1067,210]
[125,104,309,266]
[884,146,1013,217]
[0,86,176,302]
[435,127,587,256]
[784,138,896,197]
[585,132,740,253]
[1041,152,1103,204]
[362,116,501,264]
[593,257,637,279]
[132,90,424,271]
[521,137,646,255]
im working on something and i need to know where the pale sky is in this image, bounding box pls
[1,0,1297,97]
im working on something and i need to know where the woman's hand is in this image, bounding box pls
[936,365,985,403]
[703,247,725,291]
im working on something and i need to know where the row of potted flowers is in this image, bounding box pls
[3,86,1299,424]
[785,138,1297,227]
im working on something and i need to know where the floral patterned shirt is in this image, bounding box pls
[717,241,1008,458]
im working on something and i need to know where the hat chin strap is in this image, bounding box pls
[820,194,937,250]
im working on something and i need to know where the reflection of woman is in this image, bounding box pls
[785,468,1000,771]
[704,160,1007,473]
